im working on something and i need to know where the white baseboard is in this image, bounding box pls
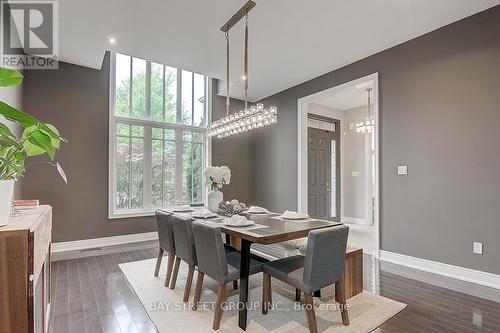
[379,250,500,290]
[52,232,158,254]
[342,216,366,225]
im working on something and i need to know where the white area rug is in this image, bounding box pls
[120,258,406,333]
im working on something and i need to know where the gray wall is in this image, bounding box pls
[22,53,157,242]
[252,6,500,274]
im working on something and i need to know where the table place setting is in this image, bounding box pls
[190,208,218,219]
[278,210,310,220]
[222,214,255,227]
[246,205,271,214]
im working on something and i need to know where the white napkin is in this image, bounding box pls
[224,215,250,225]
[173,204,192,211]
[248,206,269,213]
[191,209,217,219]
[282,210,309,219]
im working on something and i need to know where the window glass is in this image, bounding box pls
[131,57,146,119]
[111,53,208,216]
[115,54,130,117]
[165,66,177,123]
[151,62,164,121]
[181,70,193,125]
[193,74,205,127]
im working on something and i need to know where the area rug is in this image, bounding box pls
[119,258,406,333]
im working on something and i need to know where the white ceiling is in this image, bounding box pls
[57,0,500,101]
[313,81,374,111]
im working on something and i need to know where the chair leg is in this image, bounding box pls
[183,266,195,302]
[233,280,238,290]
[262,273,272,314]
[335,281,350,326]
[304,293,318,333]
[192,271,205,310]
[213,284,226,330]
[154,248,164,276]
[169,256,181,289]
[164,254,175,287]
[295,288,301,302]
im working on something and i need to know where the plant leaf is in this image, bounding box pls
[0,101,37,127]
[0,67,23,87]
[27,130,56,159]
[0,123,15,138]
[56,162,67,184]
[39,123,61,149]
[22,126,45,156]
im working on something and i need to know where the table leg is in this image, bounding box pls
[238,239,252,330]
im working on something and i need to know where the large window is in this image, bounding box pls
[109,53,209,218]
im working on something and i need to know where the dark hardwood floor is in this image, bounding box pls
[49,245,500,333]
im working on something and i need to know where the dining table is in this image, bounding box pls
[169,208,342,331]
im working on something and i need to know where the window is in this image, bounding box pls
[109,53,210,218]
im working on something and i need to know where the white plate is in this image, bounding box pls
[172,208,194,212]
[191,213,218,219]
[280,215,309,220]
[224,221,255,227]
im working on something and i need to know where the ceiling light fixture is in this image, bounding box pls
[207,1,277,139]
[356,88,375,133]
[108,37,116,44]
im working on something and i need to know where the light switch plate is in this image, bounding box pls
[352,171,360,177]
[473,242,483,255]
[397,165,408,175]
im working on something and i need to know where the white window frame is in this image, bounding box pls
[108,52,212,219]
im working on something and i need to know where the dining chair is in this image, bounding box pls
[170,214,198,302]
[154,210,176,287]
[261,225,349,333]
[191,221,264,330]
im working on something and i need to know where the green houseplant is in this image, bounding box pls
[0,67,66,226]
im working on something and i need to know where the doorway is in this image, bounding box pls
[307,116,340,221]
[297,73,379,257]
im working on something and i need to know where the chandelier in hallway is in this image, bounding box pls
[356,88,375,133]
[207,1,278,139]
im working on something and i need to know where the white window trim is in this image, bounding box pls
[108,52,212,219]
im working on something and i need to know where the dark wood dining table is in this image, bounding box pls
[169,209,341,330]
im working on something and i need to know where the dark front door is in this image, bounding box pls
[308,121,340,221]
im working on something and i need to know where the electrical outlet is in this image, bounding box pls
[473,242,483,255]
[397,165,408,175]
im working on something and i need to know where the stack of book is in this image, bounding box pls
[13,200,39,210]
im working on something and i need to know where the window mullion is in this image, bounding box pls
[128,125,132,209]
[191,72,194,126]
[143,126,153,209]
[143,62,153,209]
[176,69,182,124]
[175,128,183,204]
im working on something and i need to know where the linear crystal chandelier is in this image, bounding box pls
[207,1,278,139]
[356,88,375,134]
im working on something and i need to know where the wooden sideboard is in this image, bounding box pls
[0,205,52,333]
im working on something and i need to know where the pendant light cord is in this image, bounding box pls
[244,13,249,109]
[225,31,230,116]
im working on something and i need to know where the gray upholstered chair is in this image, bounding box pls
[262,225,349,333]
[170,214,198,302]
[191,221,263,330]
[154,210,176,288]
